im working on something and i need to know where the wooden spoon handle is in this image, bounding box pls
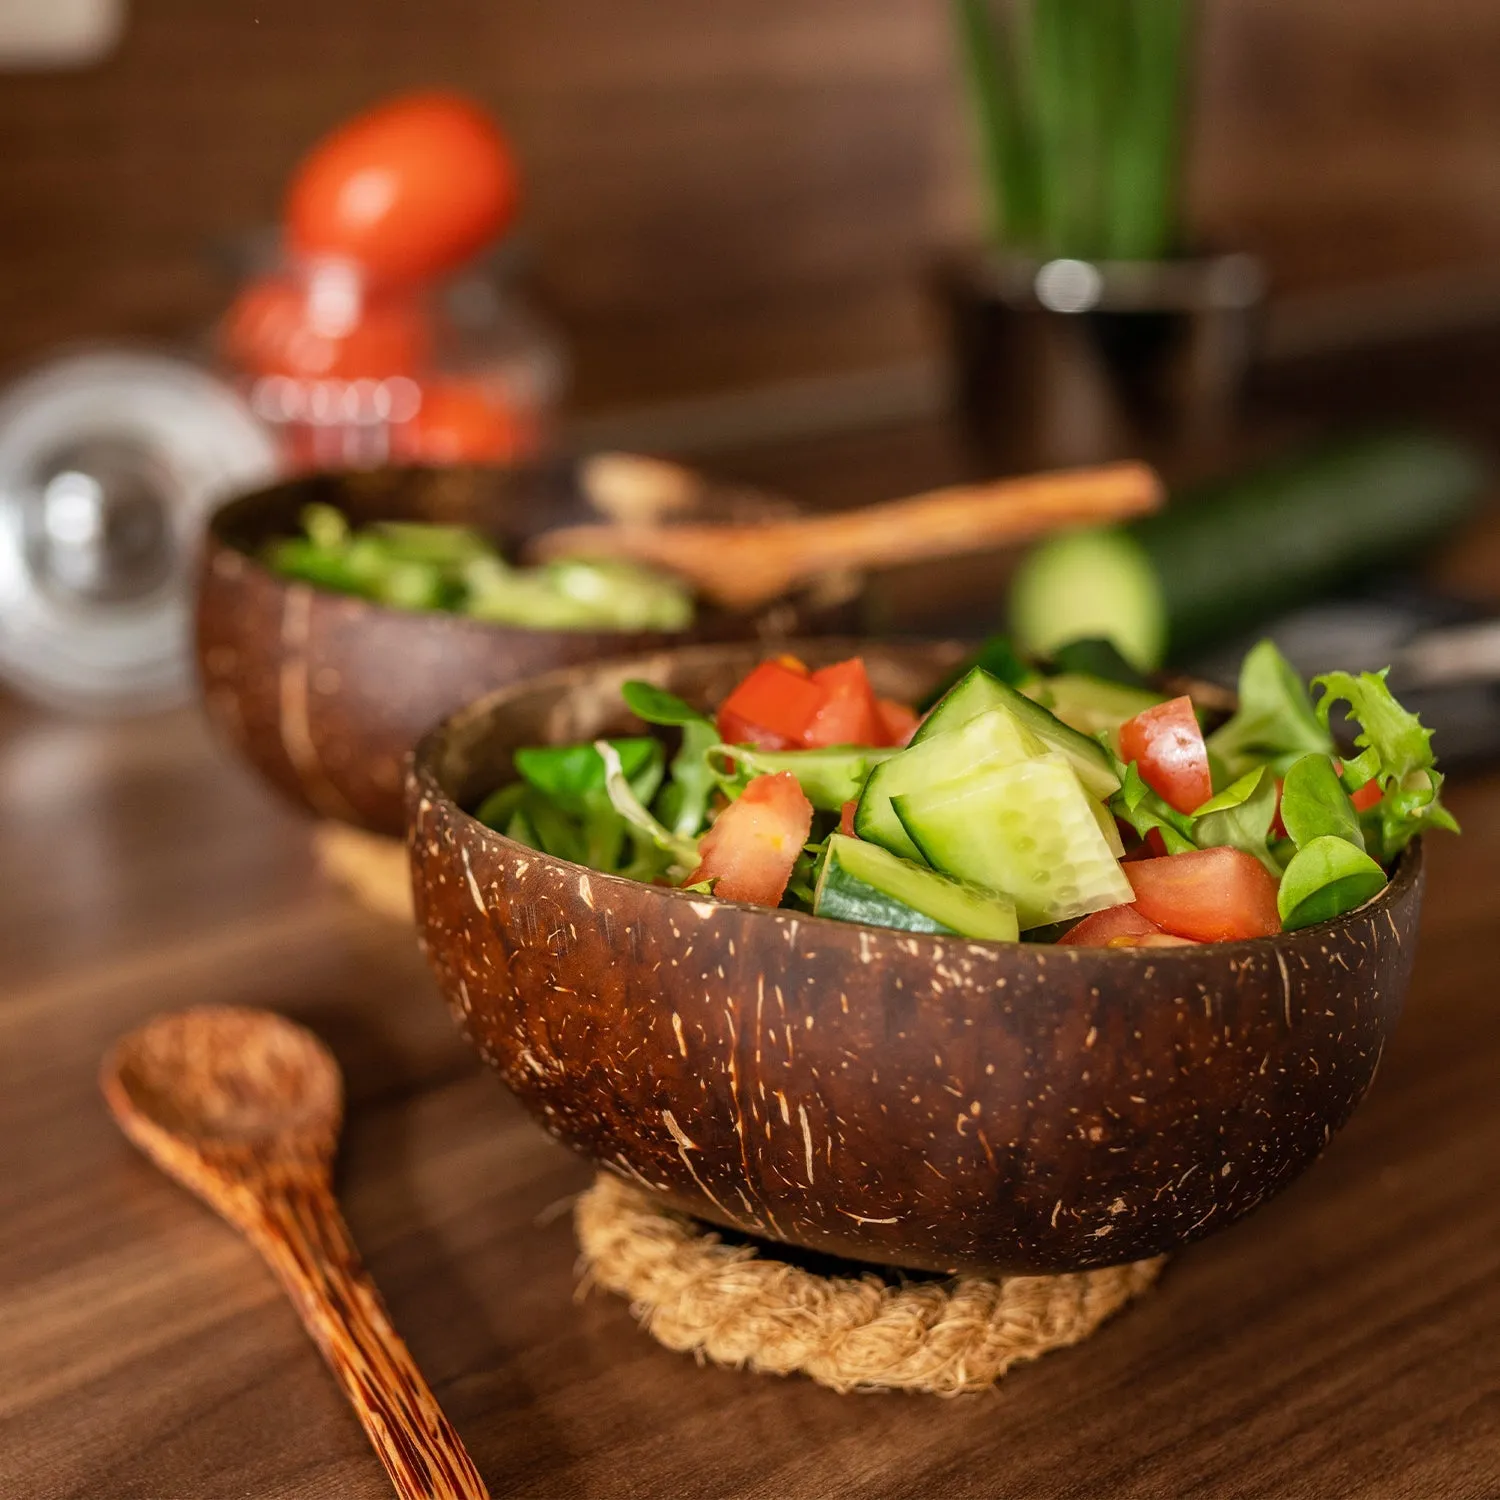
[249,1180,490,1500]
[533,460,1162,610]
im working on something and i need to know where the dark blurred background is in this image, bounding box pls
[5,0,1500,430]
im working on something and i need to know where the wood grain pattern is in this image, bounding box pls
[2,407,1500,1497]
[4,1,1500,412]
[102,1008,489,1499]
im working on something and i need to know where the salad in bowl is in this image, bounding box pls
[407,637,1446,1275]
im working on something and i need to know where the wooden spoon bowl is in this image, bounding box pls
[195,464,860,836]
[103,1007,488,1499]
[406,639,1425,1277]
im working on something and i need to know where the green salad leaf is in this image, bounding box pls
[1312,669,1459,860]
[595,740,699,870]
[1208,640,1334,782]
[1278,835,1389,931]
[1279,753,1363,852]
[514,738,661,814]
[1109,760,1196,854]
[655,718,721,839]
[708,743,899,812]
[1191,766,1280,873]
[622,680,714,728]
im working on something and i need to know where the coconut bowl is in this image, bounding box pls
[196,464,857,835]
[407,639,1424,1275]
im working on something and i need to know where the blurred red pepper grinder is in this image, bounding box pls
[219,92,562,471]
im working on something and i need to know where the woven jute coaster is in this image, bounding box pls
[311,822,413,922]
[575,1173,1164,1396]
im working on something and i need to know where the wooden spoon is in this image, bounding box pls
[101,1007,489,1500]
[529,459,1163,611]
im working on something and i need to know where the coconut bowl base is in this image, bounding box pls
[575,1172,1164,1395]
[312,822,412,922]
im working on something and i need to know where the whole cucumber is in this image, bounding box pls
[1012,431,1487,667]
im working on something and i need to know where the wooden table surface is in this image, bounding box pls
[5,421,1500,1498]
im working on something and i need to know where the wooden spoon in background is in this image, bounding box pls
[530,460,1163,612]
[102,1007,489,1500]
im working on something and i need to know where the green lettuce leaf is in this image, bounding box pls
[1109,760,1196,854]
[1279,753,1363,852]
[1312,669,1459,860]
[1207,640,1333,782]
[1277,835,1388,931]
[1191,766,1280,874]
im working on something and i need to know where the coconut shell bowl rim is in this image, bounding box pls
[411,637,1422,963]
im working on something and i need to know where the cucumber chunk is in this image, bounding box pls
[913,666,1120,800]
[893,753,1133,929]
[813,835,1019,941]
[1010,528,1166,671]
[1024,673,1163,747]
[855,706,1045,861]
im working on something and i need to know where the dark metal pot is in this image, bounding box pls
[934,250,1266,472]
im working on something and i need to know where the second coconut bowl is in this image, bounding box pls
[195,463,857,837]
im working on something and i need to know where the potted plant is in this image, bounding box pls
[939,0,1264,469]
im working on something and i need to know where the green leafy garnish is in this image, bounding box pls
[622,680,713,728]
[514,739,661,815]
[595,741,699,870]
[1312,669,1459,860]
[1277,835,1389,931]
[655,718,721,839]
[1279,753,1363,852]
[265,507,695,630]
[1191,766,1279,874]
[1207,640,1334,782]
[708,743,900,812]
[1110,760,1196,854]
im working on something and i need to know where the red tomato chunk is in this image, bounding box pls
[803,659,882,748]
[875,697,920,747]
[1058,903,1162,946]
[1125,847,1281,942]
[716,661,827,750]
[1119,696,1212,815]
[685,772,813,907]
[839,799,859,838]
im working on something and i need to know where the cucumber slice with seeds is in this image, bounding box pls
[893,753,1133,929]
[913,667,1121,800]
[854,706,1045,861]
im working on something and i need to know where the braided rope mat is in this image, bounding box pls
[575,1173,1165,1396]
[312,823,413,923]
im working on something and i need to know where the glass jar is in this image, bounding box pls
[216,248,565,474]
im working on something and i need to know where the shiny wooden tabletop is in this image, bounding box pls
[4,431,1500,1499]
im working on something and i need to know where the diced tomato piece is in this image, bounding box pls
[1058,903,1163,947]
[839,799,859,838]
[875,697,921,747]
[1119,696,1212,816]
[685,772,814,907]
[716,661,828,750]
[803,658,882,747]
[1111,932,1201,948]
[776,654,809,675]
[1125,847,1282,942]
